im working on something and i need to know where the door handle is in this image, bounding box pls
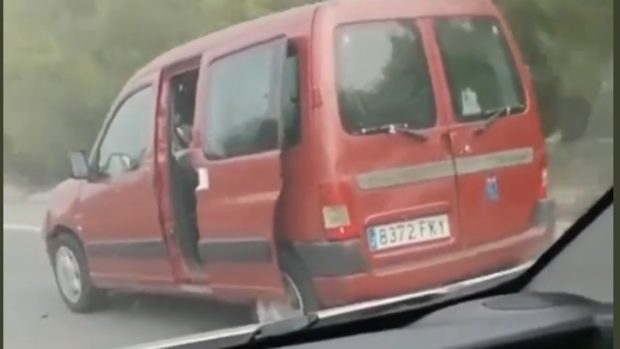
[196,167,209,192]
[441,130,455,146]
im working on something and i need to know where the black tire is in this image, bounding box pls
[51,233,107,313]
[279,248,321,313]
[246,247,321,324]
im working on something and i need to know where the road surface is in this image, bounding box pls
[2,201,575,349]
[3,202,249,349]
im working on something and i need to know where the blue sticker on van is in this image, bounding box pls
[368,229,378,251]
[485,176,500,201]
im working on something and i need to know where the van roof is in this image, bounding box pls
[128,2,321,83]
[127,0,492,85]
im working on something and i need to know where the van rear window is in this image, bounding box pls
[434,17,526,122]
[335,21,436,134]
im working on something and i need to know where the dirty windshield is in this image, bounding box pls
[3,0,612,348]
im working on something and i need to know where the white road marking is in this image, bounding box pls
[3,224,39,232]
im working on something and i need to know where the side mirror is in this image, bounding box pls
[556,96,592,143]
[68,151,90,179]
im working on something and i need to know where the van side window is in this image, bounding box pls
[96,86,155,176]
[204,41,280,159]
[281,44,302,148]
[434,17,526,121]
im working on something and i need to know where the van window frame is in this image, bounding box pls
[201,35,292,161]
[280,41,303,149]
[87,83,155,175]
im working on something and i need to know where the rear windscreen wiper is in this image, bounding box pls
[475,104,525,134]
[360,123,428,141]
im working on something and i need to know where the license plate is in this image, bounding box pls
[367,214,450,251]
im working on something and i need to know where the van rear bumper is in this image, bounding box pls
[294,212,555,308]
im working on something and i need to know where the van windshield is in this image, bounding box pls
[335,20,436,134]
[434,16,526,121]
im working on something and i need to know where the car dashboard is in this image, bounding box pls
[282,292,612,349]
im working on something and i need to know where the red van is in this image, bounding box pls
[43,0,555,323]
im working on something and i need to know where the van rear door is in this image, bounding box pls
[322,20,462,270]
[431,16,547,247]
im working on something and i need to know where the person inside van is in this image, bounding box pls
[171,75,197,150]
[169,71,201,264]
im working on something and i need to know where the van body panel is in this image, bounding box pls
[312,4,471,272]
[190,10,318,300]
[428,14,547,247]
[277,7,328,244]
[308,0,550,279]
[312,226,548,308]
[60,71,177,285]
[448,121,545,247]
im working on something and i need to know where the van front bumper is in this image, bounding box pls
[294,199,556,308]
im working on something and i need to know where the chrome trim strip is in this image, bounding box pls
[356,147,534,190]
[356,160,455,190]
[120,261,533,349]
[455,147,534,175]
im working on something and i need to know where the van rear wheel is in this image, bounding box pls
[252,249,320,324]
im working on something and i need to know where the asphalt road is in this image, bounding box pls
[3,202,249,349]
[3,201,575,349]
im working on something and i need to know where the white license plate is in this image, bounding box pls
[367,214,451,251]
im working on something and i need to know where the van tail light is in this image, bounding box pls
[539,168,548,199]
[538,152,549,199]
[318,182,359,241]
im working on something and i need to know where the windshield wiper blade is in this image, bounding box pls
[247,313,319,343]
[360,123,428,141]
[475,105,524,134]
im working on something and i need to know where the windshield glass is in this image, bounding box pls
[335,20,436,133]
[3,0,612,348]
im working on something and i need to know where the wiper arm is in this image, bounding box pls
[474,105,525,134]
[360,123,428,141]
[247,313,319,343]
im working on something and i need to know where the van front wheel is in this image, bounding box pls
[253,250,320,324]
[52,234,107,313]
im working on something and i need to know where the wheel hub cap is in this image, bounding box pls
[55,246,82,303]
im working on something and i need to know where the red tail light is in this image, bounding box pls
[318,182,359,241]
[539,168,548,199]
[539,152,548,199]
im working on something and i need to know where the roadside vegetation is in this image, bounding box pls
[3,0,612,187]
